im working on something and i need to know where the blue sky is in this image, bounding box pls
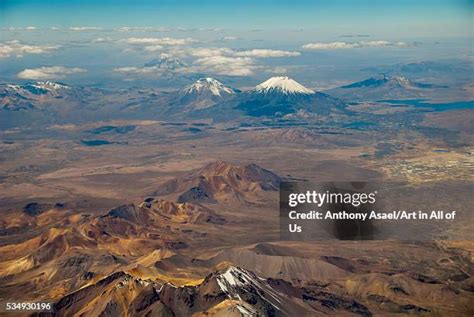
[0,1,472,87]
[1,0,471,38]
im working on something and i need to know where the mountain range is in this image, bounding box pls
[50,264,369,316]
[2,160,472,316]
[327,74,448,101]
[1,76,350,128]
[188,76,348,120]
[0,81,72,110]
[1,73,467,131]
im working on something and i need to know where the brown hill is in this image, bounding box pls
[155,161,282,204]
[139,198,226,225]
[51,271,171,317]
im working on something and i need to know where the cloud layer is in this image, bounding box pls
[303,40,410,50]
[17,66,86,79]
[115,45,301,77]
[0,41,59,58]
[118,36,301,76]
[1,26,418,79]
[193,56,255,76]
[69,26,103,31]
[125,37,198,46]
[188,48,300,76]
[113,66,161,75]
[235,49,300,58]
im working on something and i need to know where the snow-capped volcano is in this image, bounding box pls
[254,76,315,95]
[160,78,239,111]
[143,54,187,70]
[224,76,348,117]
[183,77,238,97]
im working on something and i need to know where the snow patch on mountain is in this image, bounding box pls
[31,81,70,91]
[236,303,259,317]
[215,266,283,308]
[3,81,70,98]
[183,77,237,97]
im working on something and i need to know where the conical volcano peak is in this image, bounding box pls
[183,77,237,96]
[255,76,315,95]
[143,54,186,69]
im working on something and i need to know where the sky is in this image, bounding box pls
[1,0,471,38]
[0,0,472,88]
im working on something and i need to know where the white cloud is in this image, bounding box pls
[302,42,358,50]
[17,66,86,79]
[193,55,255,76]
[187,47,299,59]
[115,45,300,77]
[359,40,391,47]
[117,26,169,32]
[266,67,289,74]
[143,45,164,52]
[113,66,158,74]
[222,36,239,41]
[188,47,234,58]
[69,26,103,31]
[125,37,197,46]
[114,57,255,77]
[113,65,184,76]
[3,27,37,31]
[0,40,59,58]
[197,27,222,32]
[395,41,410,47]
[235,49,300,57]
[302,40,414,50]
[93,37,114,43]
[185,47,299,76]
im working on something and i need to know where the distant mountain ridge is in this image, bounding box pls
[1,81,70,98]
[341,74,442,89]
[0,81,76,111]
[327,74,447,101]
[0,76,349,127]
[50,265,337,316]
